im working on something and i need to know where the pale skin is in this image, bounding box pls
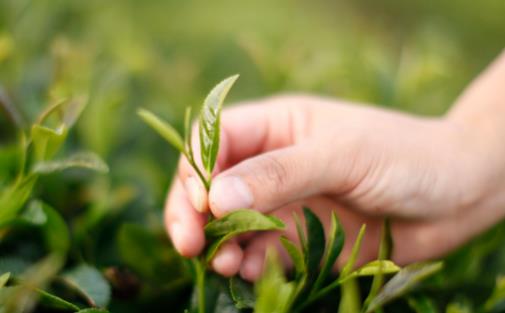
[165,50,505,281]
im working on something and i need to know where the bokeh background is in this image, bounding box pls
[0,0,504,312]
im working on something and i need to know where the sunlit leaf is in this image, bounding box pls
[31,124,68,161]
[255,249,295,313]
[0,175,37,225]
[339,260,400,284]
[61,264,111,308]
[229,277,255,309]
[280,236,305,279]
[367,262,444,312]
[199,74,239,175]
[32,151,109,174]
[204,209,284,261]
[137,108,185,153]
[485,275,505,312]
[0,272,9,288]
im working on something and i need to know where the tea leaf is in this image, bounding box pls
[37,288,80,311]
[341,224,367,277]
[293,212,307,254]
[61,264,111,308]
[32,151,109,174]
[229,277,255,309]
[255,249,295,313]
[76,309,110,313]
[31,124,68,161]
[313,212,345,292]
[339,260,400,283]
[280,236,305,278]
[0,272,9,288]
[407,295,438,313]
[0,175,37,225]
[137,108,185,153]
[31,201,70,255]
[484,275,505,312]
[366,262,443,312]
[303,207,325,284]
[199,74,239,175]
[184,106,194,155]
[63,96,87,128]
[205,210,284,261]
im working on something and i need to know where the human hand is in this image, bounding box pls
[165,94,505,281]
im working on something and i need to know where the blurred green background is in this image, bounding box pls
[0,0,504,312]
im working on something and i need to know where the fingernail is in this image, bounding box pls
[210,176,254,215]
[185,176,207,213]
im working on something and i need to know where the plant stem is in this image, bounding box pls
[184,152,210,191]
[192,258,206,313]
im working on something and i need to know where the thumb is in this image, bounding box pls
[208,142,338,217]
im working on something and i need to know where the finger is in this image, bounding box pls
[211,240,244,277]
[209,143,336,217]
[164,179,207,257]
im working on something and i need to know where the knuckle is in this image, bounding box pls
[260,154,289,188]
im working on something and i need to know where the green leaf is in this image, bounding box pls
[199,74,239,175]
[280,236,305,279]
[0,272,9,288]
[76,309,110,313]
[485,275,505,312]
[204,209,284,261]
[366,262,444,312]
[184,106,194,155]
[137,108,185,153]
[446,300,472,313]
[339,260,400,283]
[313,212,345,293]
[0,175,37,225]
[229,277,255,309]
[338,224,366,313]
[63,96,87,128]
[293,212,307,255]
[61,264,111,308]
[31,201,70,255]
[117,223,185,283]
[407,295,438,313]
[31,124,68,161]
[37,288,80,311]
[255,249,295,313]
[303,207,326,284]
[32,151,109,174]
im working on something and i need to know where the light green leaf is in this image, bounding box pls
[204,209,284,261]
[366,262,444,312]
[137,108,185,153]
[229,277,255,309]
[184,106,194,155]
[255,249,295,313]
[199,74,239,175]
[31,124,68,161]
[340,260,400,284]
[0,272,9,288]
[446,300,472,313]
[280,236,305,279]
[407,295,438,313]
[61,264,111,308]
[0,175,37,226]
[63,96,87,128]
[485,275,505,312]
[32,151,109,174]
[341,224,367,277]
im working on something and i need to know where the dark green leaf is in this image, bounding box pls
[32,151,109,174]
[0,175,37,225]
[204,209,284,261]
[137,108,185,153]
[31,124,68,161]
[280,236,305,278]
[61,264,111,308]
[199,75,239,175]
[407,295,438,313]
[37,288,80,311]
[76,309,110,313]
[293,212,307,255]
[229,277,255,309]
[302,207,325,292]
[32,201,70,255]
[366,262,443,312]
[313,212,344,292]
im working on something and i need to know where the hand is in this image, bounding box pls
[165,94,505,281]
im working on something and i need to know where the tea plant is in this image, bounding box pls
[138,75,446,313]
